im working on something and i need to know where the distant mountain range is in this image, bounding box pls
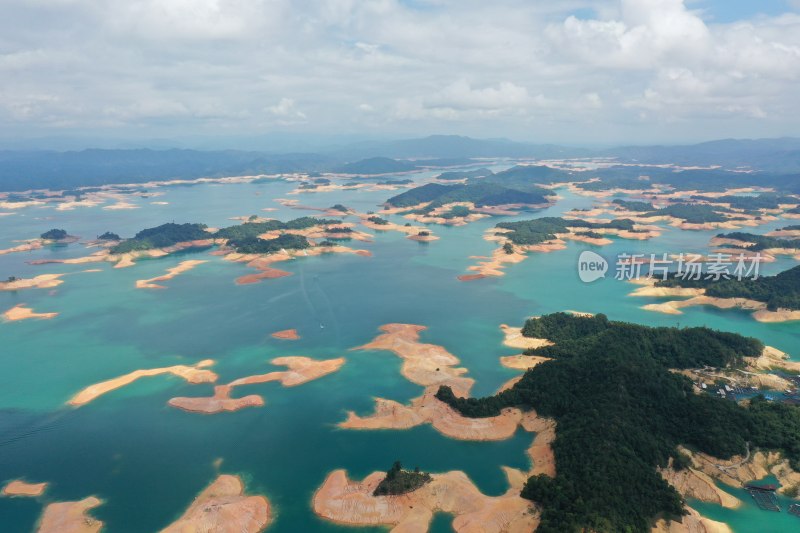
[1,135,799,191]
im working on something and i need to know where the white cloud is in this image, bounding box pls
[0,0,799,143]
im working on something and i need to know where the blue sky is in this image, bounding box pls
[1,0,799,146]
[693,0,798,22]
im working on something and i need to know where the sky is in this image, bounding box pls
[2,0,800,147]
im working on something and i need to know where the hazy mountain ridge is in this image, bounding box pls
[1,136,799,192]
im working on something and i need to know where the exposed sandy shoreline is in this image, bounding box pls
[312,469,539,532]
[271,328,300,340]
[37,496,104,533]
[639,291,800,322]
[226,244,370,285]
[2,304,58,321]
[161,475,271,533]
[135,259,207,289]
[68,360,218,407]
[0,274,65,291]
[169,356,345,414]
[2,479,48,497]
[651,506,733,533]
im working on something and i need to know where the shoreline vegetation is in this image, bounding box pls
[636,265,800,322]
[434,313,800,533]
[372,461,432,496]
[460,217,660,280]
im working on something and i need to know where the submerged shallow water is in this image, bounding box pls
[1,173,798,532]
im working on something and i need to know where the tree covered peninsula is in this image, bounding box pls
[435,313,800,533]
[656,264,800,311]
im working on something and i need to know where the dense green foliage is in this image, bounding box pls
[657,265,800,311]
[574,166,800,194]
[435,313,798,533]
[40,228,67,240]
[326,226,353,233]
[440,205,471,219]
[226,234,310,254]
[110,223,209,253]
[520,313,761,367]
[690,193,798,211]
[372,461,432,496]
[367,215,390,225]
[329,204,350,213]
[97,232,120,240]
[215,217,337,241]
[474,164,577,187]
[334,157,418,175]
[715,231,800,251]
[612,199,655,211]
[495,217,636,245]
[645,203,729,223]
[385,182,552,210]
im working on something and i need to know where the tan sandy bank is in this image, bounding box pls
[135,259,208,289]
[499,324,552,350]
[2,304,58,322]
[341,387,527,441]
[161,475,271,533]
[68,360,218,407]
[37,496,103,533]
[460,223,658,281]
[270,329,300,340]
[168,385,265,414]
[358,213,438,241]
[343,323,559,469]
[0,240,44,256]
[226,245,370,286]
[747,345,800,373]
[2,479,48,497]
[640,292,800,322]
[675,445,800,498]
[628,278,705,298]
[28,239,218,270]
[659,466,740,509]
[351,323,473,393]
[652,506,732,533]
[312,469,538,532]
[499,354,551,371]
[0,274,65,291]
[169,356,346,414]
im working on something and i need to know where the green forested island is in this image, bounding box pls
[385,181,553,211]
[40,228,68,240]
[644,203,730,224]
[435,313,800,533]
[110,223,210,253]
[372,461,432,496]
[716,231,800,251]
[215,217,337,241]
[495,217,637,245]
[97,231,120,241]
[691,193,798,211]
[612,199,656,211]
[656,265,800,311]
[334,157,418,175]
[226,234,310,254]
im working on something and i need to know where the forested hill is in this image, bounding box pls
[0,149,334,191]
[435,313,800,533]
[656,264,800,311]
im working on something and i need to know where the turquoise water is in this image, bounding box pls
[1,173,798,531]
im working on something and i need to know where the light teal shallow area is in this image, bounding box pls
[1,172,798,532]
